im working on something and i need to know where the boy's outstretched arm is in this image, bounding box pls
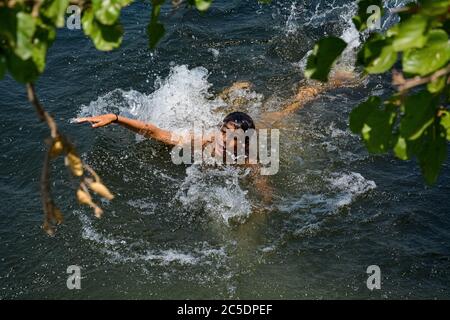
[75,114,183,146]
[257,70,359,128]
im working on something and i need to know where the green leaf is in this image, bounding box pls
[352,0,383,31]
[392,15,429,52]
[148,0,165,49]
[30,24,56,73]
[393,135,409,160]
[5,51,40,83]
[0,7,18,46]
[304,37,347,82]
[195,0,213,11]
[366,44,397,74]
[92,0,132,26]
[440,110,450,140]
[82,9,123,51]
[403,29,450,76]
[0,54,6,79]
[419,0,450,16]
[442,19,450,34]
[15,12,36,60]
[400,91,436,140]
[31,42,47,73]
[350,96,396,153]
[148,22,165,49]
[414,122,447,184]
[41,0,70,28]
[357,34,397,74]
[427,76,446,93]
[349,96,381,133]
[361,105,397,153]
[386,24,399,37]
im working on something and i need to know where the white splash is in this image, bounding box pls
[208,48,220,61]
[78,65,257,226]
[296,1,360,72]
[285,2,299,35]
[138,66,224,130]
[78,65,225,132]
[279,171,376,214]
[78,211,227,266]
[176,165,252,225]
[335,4,361,70]
[327,171,376,208]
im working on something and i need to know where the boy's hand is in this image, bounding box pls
[75,114,118,128]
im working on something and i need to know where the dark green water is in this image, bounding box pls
[1,0,450,299]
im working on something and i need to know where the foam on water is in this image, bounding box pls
[176,165,252,225]
[279,171,376,214]
[291,1,360,72]
[336,2,361,70]
[77,65,263,226]
[78,211,227,266]
[208,48,220,61]
[76,61,376,269]
[137,66,224,131]
[327,171,376,208]
[294,0,413,72]
[78,65,225,132]
[284,1,299,35]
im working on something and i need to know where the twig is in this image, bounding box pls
[41,147,53,230]
[393,64,450,92]
[26,83,58,138]
[31,0,42,17]
[389,6,418,14]
[26,83,59,232]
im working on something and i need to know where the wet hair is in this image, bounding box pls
[222,112,255,131]
[220,112,256,162]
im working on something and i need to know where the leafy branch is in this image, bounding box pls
[26,83,114,235]
[305,0,450,184]
[1,0,214,234]
[393,64,450,92]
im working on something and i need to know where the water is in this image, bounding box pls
[1,0,450,299]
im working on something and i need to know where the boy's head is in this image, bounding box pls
[219,112,256,161]
[221,112,255,132]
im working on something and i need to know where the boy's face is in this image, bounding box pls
[220,121,239,152]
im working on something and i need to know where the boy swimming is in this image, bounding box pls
[75,71,357,204]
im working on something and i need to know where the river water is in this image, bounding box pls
[1,0,449,299]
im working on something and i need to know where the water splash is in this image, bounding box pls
[176,165,252,225]
[294,0,413,72]
[293,1,360,71]
[78,65,225,132]
[138,66,225,131]
[284,2,299,35]
[278,171,376,215]
[78,212,228,266]
[78,65,260,226]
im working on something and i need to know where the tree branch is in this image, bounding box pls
[26,83,58,138]
[26,83,112,234]
[31,0,42,18]
[392,64,450,92]
[389,6,418,14]
[26,83,59,234]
